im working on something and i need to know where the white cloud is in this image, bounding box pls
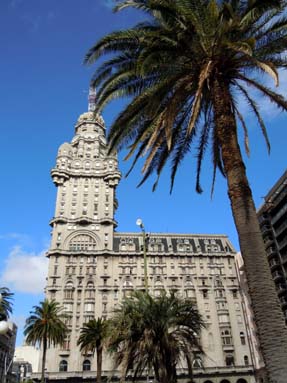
[0,246,48,294]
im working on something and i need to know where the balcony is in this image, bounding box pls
[275,220,287,237]
[272,271,284,281]
[267,246,277,257]
[279,237,287,252]
[217,308,229,316]
[280,296,287,308]
[264,236,274,248]
[222,343,234,352]
[261,225,272,236]
[276,284,287,295]
[269,258,281,270]
[271,204,287,226]
[259,213,270,225]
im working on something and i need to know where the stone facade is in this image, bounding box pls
[40,105,256,383]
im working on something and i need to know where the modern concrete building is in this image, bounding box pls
[257,170,287,322]
[38,93,256,383]
[13,344,40,380]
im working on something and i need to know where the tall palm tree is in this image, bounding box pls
[24,299,68,383]
[107,290,204,383]
[85,1,287,381]
[77,318,107,383]
[0,287,13,320]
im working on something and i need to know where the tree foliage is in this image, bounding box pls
[107,290,204,383]
[24,299,68,347]
[24,299,68,383]
[86,0,287,194]
[0,287,13,320]
[85,2,287,382]
[78,317,108,354]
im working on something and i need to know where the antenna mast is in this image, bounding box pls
[88,85,96,112]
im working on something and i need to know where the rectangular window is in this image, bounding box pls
[64,290,73,299]
[84,303,94,312]
[202,290,208,299]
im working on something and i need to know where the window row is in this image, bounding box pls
[59,359,91,372]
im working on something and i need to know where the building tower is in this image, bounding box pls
[42,96,256,383]
[257,170,287,322]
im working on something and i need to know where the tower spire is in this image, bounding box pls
[88,85,96,112]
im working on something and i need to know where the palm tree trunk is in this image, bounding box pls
[96,347,102,383]
[185,352,194,383]
[153,361,160,383]
[41,337,47,383]
[212,76,287,383]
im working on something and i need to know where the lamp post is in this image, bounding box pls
[136,219,149,292]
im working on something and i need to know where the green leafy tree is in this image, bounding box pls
[85,1,287,381]
[0,287,13,320]
[77,318,108,383]
[107,290,204,383]
[24,299,68,383]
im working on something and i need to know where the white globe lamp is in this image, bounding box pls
[0,320,9,335]
[136,218,143,227]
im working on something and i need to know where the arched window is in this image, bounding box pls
[204,381,214,383]
[221,329,232,345]
[123,279,133,288]
[185,277,193,286]
[83,360,91,371]
[59,360,68,372]
[237,379,248,383]
[244,355,249,366]
[155,278,163,287]
[87,281,94,289]
[69,234,97,252]
[64,281,74,299]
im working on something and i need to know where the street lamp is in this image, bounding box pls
[136,219,149,292]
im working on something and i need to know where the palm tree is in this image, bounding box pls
[24,299,68,383]
[77,318,107,383]
[85,1,287,381]
[107,290,204,383]
[0,287,13,320]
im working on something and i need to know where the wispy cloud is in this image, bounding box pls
[100,0,116,9]
[0,246,48,294]
[0,232,35,248]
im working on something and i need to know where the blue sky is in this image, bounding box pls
[0,0,286,345]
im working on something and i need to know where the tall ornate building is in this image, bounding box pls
[40,95,256,383]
